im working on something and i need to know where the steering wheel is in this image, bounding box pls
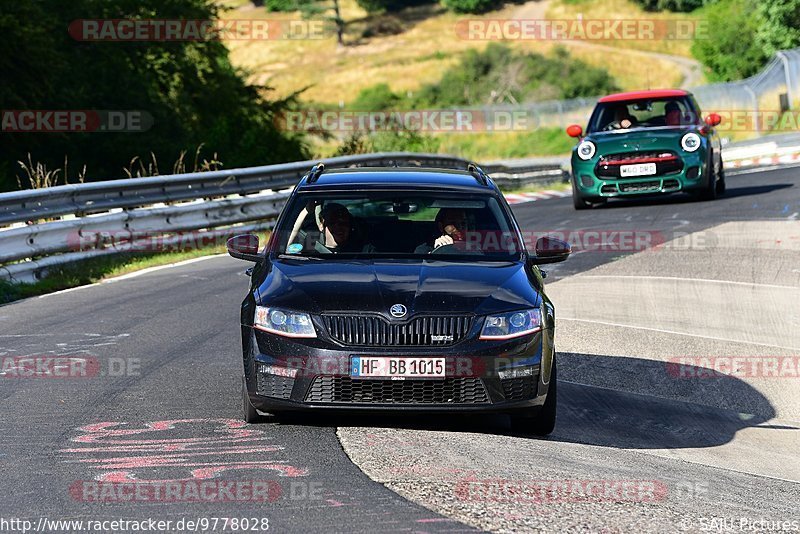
[430,242,477,255]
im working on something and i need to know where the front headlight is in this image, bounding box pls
[480,309,542,340]
[681,132,701,152]
[254,306,316,338]
[577,140,596,160]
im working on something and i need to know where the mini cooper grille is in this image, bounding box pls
[305,376,489,404]
[596,151,683,178]
[619,180,661,192]
[256,372,294,399]
[322,315,473,346]
[501,376,538,401]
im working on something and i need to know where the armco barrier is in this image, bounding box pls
[0,152,564,284]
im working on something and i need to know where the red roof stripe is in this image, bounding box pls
[598,89,689,103]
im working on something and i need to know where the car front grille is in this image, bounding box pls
[256,371,294,399]
[305,376,489,404]
[596,151,683,178]
[619,180,662,193]
[322,314,473,346]
[501,376,538,401]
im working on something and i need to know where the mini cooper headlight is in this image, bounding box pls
[681,132,701,152]
[480,309,542,340]
[254,306,316,338]
[577,140,596,161]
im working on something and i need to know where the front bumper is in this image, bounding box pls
[242,326,554,414]
[571,149,709,198]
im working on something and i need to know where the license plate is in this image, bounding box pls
[350,357,445,379]
[620,163,657,177]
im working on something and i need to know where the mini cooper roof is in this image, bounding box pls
[296,164,496,191]
[598,89,691,103]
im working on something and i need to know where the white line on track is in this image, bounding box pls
[558,317,800,352]
[34,254,227,301]
[573,274,800,290]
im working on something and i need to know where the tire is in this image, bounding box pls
[572,181,592,210]
[697,151,718,201]
[242,376,265,424]
[509,356,557,436]
[715,164,726,196]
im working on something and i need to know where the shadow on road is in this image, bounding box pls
[261,353,793,450]
[592,182,794,210]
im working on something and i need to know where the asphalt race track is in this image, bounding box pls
[1,165,799,533]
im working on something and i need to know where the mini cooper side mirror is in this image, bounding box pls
[566,124,583,138]
[529,236,572,265]
[705,113,722,127]
[227,234,261,262]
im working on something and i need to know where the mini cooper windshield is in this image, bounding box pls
[587,96,700,133]
[275,192,522,260]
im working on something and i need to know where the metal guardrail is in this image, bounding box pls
[0,152,565,284]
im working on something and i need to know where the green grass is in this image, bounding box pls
[438,127,575,160]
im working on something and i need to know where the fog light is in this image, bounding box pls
[686,166,700,180]
[580,174,594,187]
[498,366,536,380]
[258,364,298,378]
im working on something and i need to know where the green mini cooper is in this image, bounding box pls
[567,89,725,210]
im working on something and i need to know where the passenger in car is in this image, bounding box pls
[317,202,376,253]
[414,208,469,253]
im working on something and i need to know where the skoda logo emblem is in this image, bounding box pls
[389,304,407,318]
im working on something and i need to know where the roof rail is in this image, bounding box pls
[306,162,326,183]
[467,163,489,186]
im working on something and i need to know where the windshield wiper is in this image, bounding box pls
[277,254,323,261]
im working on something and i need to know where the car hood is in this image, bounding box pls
[583,126,699,155]
[257,259,540,317]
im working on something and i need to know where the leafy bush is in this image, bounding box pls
[357,0,434,13]
[333,129,440,156]
[441,0,499,14]
[691,0,768,81]
[349,83,403,111]
[755,0,800,57]
[412,44,618,107]
[265,0,300,11]
[632,0,705,11]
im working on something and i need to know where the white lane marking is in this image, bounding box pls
[558,317,800,352]
[35,254,227,301]
[574,274,800,291]
[727,161,800,175]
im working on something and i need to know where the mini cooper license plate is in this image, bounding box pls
[620,163,657,177]
[351,357,446,379]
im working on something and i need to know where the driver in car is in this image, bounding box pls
[605,105,637,130]
[414,208,468,253]
[318,202,376,253]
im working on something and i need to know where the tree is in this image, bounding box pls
[691,0,768,81]
[755,0,800,57]
[0,0,307,191]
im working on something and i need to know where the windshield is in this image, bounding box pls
[273,191,522,260]
[587,96,700,133]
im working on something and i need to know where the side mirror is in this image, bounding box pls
[566,124,583,138]
[227,234,261,262]
[529,236,571,265]
[705,113,721,127]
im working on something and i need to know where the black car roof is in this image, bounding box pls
[296,167,497,192]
